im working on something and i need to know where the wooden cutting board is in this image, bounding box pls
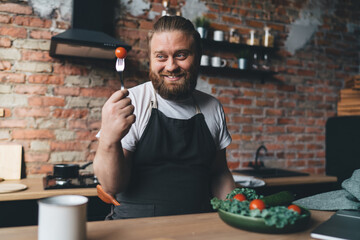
[0,144,22,180]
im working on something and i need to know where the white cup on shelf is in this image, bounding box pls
[211,56,227,67]
[213,30,224,41]
[38,195,88,240]
[200,55,210,66]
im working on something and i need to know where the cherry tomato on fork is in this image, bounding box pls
[115,47,127,59]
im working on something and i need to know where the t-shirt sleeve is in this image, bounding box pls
[217,103,232,150]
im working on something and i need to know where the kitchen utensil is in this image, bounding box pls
[232,175,265,188]
[116,58,125,90]
[0,144,22,180]
[96,184,120,206]
[38,195,88,240]
[0,183,27,193]
[217,207,311,233]
[53,162,93,179]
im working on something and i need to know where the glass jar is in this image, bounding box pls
[246,30,259,46]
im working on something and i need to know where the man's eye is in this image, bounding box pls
[176,53,187,59]
[156,55,166,60]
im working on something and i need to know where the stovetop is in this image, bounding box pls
[43,174,99,190]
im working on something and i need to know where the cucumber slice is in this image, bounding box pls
[262,191,294,206]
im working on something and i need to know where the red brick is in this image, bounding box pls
[297,69,316,77]
[80,87,114,98]
[30,29,52,39]
[233,98,252,105]
[0,61,11,70]
[50,141,90,151]
[21,50,53,62]
[0,37,11,47]
[53,64,89,76]
[54,86,80,96]
[52,109,89,119]
[24,152,50,162]
[28,74,64,85]
[245,20,264,28]
[0,3,33,15]
[0,119,27,128]
[13,16,52,28]
[256,99,274,107]
[227,161,240,170]
[243,108,263,115]
[277,118,296,125]
[14,107,51,117]
[68,120,87,130]
[0,72,26,83]
[14,85,47,95]
[139,20,153,30]
[28,96,65,107]
[265,109,283,116]
[0,14,11,23]
[76,131,97,141]
[287,126,305,133]
[266,126,285,133]
[12,129,54,139]
[232,116,252,124]
[0,26,27,38]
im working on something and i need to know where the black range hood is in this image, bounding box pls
[50,0,131,60]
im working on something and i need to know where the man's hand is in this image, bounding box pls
[100,89,136,145]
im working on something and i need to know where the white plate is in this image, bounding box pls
[0,183,27,193]
[232,175,265,188]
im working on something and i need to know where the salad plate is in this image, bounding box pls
[218,207,311,234]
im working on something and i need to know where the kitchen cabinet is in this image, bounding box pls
[0,179,110,228]
[200,39,277,81]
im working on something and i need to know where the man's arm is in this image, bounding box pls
[211,148,236,199]
[93,89,136,196]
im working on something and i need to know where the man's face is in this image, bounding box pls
[149,31,198,100]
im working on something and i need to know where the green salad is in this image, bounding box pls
[211,188,307,228]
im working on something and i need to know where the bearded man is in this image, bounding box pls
[94,16,235,219]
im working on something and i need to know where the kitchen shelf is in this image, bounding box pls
[199,66,277,82]
[200,39,277,81]
[201,39,276,54]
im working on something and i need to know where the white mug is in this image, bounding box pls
[38,195,88,240]
[200,55,209,66]
[211,57,227,67]
[213,30,224,41]
[238,58,247,69]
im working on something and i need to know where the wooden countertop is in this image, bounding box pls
[0,174,337,202]
[0,210,334,240]
[0,178,97,202]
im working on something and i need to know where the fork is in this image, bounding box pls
[116,58,125,90]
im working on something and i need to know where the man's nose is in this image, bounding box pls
[165,58,179,72]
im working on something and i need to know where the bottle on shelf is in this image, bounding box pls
[262,27,274,47]
[246,30,260,46]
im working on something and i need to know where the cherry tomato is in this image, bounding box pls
[288,204,301,214]
[249,199,266,211]
[115,47,127,59]
[233,193,247,202]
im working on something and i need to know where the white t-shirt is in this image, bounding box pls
[121,81,231,152]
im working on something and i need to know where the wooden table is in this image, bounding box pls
[0,210,334,240]
[0,175,337,202]
[0,178,97,202]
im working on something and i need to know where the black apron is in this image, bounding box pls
[108,90,217,219]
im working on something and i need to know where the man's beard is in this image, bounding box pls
[150,66,198,101]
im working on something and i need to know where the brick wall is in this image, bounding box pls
[0,0,359,177]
